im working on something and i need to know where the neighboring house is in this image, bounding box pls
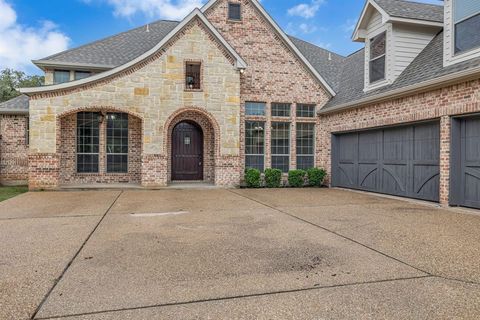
[0,0,475,209]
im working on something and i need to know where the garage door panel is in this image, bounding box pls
[414,123,440,162]
[333,121,440,202]
[464,172,480,206]
[358,164,378,190]
[413,165,440,201]
[382,165,408,195]
[338,134,357,161]
[337,164,356,187]
[451,116,480,209]
[383,127,410,162]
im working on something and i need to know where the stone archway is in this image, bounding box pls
[164,107,220,184]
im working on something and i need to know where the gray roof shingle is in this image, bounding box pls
[36,20,179,68]
[0,94,29,114]
[322,31,480,112]
[288,36,346,91]
[373,0,444,23]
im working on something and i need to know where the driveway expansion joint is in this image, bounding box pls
[229,190,432,277]
[34,275,434,320]
[31,191,124,320]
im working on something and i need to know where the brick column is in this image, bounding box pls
[439,115,451,206]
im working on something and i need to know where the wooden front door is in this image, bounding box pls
[172,121,203,181]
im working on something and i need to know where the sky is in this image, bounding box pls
[0,0,443,75]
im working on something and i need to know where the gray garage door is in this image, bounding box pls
[451,116,480,209]
[332,121,440,202]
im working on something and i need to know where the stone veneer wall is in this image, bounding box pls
[28,19,241,189]
[318,79,480,205]
[0,115,29,185]
[204,0,331,173]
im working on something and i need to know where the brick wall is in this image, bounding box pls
[0,115,29,185]
[204,0,330,175]
[58,113,142,185]
[319,79,480,205]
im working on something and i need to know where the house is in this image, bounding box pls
[0,0,477,209]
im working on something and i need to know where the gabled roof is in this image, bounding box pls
[353,0,443,41]
[0,94,29,115]
[320,32,480,113]
[21,9,247,95]
[202,0,336,96]
[374,0,444,23]
[34,21,179,70]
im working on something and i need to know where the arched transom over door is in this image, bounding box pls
[172,121,204,181]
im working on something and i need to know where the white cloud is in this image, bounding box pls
[84,0,207,21]
[288,0,326,19]
[0,0,70,72]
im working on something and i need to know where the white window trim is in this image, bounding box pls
[444,0,480,67]
[364,25,392,92]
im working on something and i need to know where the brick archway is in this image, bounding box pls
[56,107,143,185]
[164,107,220,183]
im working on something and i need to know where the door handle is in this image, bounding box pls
[199,161,202,166]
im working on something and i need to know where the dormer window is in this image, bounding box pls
[369,32,386,84]
[454,0,480,54]
[228,3,241,21]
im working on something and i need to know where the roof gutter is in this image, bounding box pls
[0,110,29,116]
[32,60,116,71]
[319,65,480,115]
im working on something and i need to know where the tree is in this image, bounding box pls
[0,69,44,103]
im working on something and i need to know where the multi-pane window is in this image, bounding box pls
[271,103,291,117]
[106,113,129,173]
[296,104,316,118]
[185,62,201,90]
[54,70,70,84]
[228,3,241,20]
[77,112,100,173]
[245,102,266,116]
[271,122,290,173]
[369,32,386,83]
[454,0,480,54]
[245,121,265,172]
[296,123,315,170]
[75,71,91,80]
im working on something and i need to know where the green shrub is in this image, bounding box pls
[288,170,306,188]
[264,168,282,188]
[245,168,261,188]
[307,168,327,187]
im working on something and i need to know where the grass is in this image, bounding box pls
[0,186,28,202]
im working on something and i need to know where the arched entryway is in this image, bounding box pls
[171,121,204,181]
[165,107,220,184]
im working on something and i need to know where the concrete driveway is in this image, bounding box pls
[1,188,479,320]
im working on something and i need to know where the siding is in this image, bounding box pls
[392,25,437,79]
